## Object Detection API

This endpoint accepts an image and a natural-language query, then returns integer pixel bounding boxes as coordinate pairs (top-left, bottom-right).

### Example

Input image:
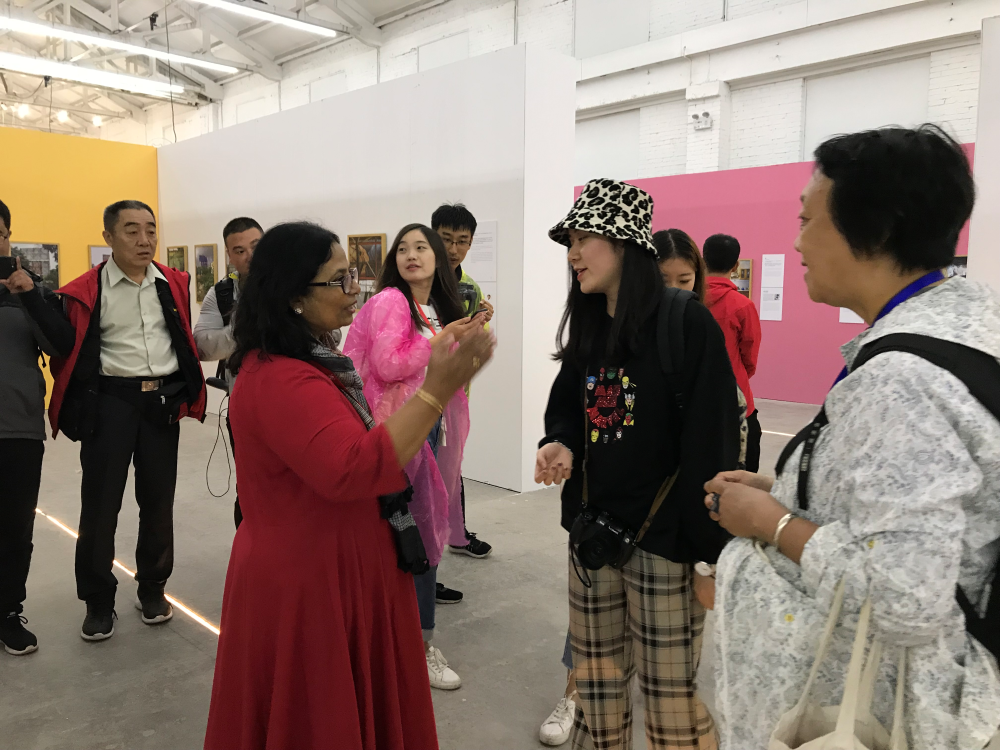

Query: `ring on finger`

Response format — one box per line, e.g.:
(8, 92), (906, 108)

(710, 493), (721, 514)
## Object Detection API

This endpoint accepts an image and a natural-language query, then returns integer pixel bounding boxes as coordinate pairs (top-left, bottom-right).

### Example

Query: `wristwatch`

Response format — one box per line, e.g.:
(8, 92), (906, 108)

(694, 562), (716, 578)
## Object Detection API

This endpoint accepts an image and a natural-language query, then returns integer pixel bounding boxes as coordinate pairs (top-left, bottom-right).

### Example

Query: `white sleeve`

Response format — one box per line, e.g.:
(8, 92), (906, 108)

(193, 286), (235, 361)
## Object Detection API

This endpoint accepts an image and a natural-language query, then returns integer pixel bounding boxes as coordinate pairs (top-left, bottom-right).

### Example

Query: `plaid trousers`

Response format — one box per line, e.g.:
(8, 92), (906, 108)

(568, 545), (718, 750)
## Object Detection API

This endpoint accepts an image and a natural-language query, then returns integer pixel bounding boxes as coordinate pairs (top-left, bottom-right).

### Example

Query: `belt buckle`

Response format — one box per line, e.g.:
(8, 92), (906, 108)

(141, 380), (159, 392)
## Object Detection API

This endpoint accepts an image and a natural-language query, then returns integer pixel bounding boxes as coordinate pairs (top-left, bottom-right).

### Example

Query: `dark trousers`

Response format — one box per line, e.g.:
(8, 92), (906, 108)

(77, 389), (179, 607)
(746, 410), (762, 474)
(0, 439), (44, 614)
(225, 415), (242, 529)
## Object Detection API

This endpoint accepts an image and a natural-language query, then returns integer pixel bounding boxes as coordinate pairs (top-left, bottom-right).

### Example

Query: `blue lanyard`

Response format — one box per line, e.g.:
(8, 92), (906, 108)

(832, 270), (945, 387)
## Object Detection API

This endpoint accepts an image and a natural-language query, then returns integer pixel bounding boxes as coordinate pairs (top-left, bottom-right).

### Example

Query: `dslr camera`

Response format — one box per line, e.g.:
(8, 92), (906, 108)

(569, 508), (639, 571)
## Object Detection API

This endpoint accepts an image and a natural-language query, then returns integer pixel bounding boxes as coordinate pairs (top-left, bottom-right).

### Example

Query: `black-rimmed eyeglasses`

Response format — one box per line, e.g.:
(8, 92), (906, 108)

(307, 267), (359, 294)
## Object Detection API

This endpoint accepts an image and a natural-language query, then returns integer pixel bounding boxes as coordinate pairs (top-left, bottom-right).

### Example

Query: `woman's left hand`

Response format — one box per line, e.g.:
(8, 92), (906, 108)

(703, 474), (788, 541)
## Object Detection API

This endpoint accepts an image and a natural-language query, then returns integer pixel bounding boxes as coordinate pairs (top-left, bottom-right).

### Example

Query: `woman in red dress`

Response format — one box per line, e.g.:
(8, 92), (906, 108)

(204, 222), (494, 750)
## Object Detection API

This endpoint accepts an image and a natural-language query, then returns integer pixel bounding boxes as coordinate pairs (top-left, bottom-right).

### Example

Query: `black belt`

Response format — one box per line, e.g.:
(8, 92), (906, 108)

(99, 373), (182, 393)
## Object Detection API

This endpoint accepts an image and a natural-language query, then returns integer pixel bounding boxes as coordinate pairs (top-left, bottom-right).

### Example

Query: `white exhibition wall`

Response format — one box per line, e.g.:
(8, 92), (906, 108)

(969, 15), (1000, 294)
(158, 44), (576, 493)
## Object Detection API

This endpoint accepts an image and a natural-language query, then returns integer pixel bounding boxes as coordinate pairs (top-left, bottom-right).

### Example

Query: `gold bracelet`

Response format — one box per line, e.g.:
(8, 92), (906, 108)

(414, 388), (444, 415)
(772, 512), (796, 549)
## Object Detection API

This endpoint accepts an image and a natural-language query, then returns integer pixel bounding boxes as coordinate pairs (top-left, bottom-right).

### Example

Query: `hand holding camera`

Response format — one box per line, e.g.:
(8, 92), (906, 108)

(0, 256), (35, 294)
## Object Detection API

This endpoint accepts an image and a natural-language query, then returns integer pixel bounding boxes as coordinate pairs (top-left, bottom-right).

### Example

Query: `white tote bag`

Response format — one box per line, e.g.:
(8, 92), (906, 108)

(768, 579), (908, 750)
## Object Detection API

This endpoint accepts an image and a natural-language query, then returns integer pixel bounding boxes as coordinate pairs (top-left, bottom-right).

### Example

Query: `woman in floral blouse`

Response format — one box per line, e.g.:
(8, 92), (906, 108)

(704, 125), (1000, 749)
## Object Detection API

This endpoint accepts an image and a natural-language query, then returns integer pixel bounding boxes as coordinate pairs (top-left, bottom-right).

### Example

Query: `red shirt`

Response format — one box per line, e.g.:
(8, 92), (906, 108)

(705, 276), (761, 415)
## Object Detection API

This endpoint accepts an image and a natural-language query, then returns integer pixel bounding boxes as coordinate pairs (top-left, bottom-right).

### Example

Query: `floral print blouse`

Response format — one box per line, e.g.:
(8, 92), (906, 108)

(713, 278), (1000, 750)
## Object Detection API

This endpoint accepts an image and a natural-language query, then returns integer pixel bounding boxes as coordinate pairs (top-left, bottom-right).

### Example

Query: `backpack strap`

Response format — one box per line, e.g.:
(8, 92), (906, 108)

(847, 332), (1000, 659)
(656, 286), (696, 413)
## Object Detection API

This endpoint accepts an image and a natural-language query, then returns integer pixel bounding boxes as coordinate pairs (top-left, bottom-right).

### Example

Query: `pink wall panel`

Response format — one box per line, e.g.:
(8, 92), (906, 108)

(575, 145), (973, 406)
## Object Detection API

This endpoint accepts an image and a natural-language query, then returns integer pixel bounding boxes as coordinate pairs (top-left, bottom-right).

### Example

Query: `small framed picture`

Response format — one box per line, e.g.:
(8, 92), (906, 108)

(89, 245), (111, 269)
(167, 246), (188, 273)
(731, 258), (753, 298)
(11, 242), (59, 291)
(348, 234), (387, 281)
(194, 244), (218, 303)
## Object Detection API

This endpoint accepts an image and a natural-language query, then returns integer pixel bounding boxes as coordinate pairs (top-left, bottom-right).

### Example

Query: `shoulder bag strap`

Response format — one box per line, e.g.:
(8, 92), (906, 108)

(634, 467), (681, 545)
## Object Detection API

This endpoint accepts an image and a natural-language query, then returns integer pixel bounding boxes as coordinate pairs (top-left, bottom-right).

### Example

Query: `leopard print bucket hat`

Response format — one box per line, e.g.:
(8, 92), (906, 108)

(548, 178), (656, 256)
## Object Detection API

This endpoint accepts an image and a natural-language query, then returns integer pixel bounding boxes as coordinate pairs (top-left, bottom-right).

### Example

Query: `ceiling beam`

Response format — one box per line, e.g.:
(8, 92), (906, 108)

(315, 0), (380, 47)
(176, 2), (281, 80)
(105, 91), (147, 122)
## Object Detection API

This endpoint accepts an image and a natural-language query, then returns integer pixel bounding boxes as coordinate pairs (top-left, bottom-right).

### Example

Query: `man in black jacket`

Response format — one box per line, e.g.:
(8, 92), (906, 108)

(0, 198), (76, 656)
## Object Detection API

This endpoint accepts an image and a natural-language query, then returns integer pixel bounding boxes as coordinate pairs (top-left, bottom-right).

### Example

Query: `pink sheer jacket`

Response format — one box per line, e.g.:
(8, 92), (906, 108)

(343, 287), (470, 565)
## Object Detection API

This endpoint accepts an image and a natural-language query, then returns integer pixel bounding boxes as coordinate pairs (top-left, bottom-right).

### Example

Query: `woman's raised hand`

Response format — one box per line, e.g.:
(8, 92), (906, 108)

(439, 317), (481, 343)
(534, 443), (573, 486)
(423, 327), (495, 402)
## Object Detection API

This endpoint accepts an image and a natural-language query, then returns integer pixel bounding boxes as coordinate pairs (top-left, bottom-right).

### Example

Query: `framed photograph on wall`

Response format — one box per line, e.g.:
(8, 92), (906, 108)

(946, 255), (968, 279)
(11, 242), (59, 291)
(167, 246), (188, 273)
(194, 244), (218, 303)
(731, 258), (753, 298)
(89, 245), (111, 268)
(348, 234), (387, 308)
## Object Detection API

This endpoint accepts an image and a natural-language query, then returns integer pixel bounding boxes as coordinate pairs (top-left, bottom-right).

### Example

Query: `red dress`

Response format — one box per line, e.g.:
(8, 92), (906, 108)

(204, 354), (439, 750)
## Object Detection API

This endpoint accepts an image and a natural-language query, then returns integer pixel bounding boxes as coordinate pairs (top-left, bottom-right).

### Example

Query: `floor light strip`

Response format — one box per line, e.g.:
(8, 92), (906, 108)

(34, 508), (221, 636)
(763, 430), (796, 437)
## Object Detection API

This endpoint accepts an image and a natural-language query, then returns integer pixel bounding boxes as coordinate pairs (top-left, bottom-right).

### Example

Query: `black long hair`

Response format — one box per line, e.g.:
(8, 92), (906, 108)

(377, 223), (465, 331)
(229, 222), (339, 374)
(555, 240), (663, 366)
(654, 228), (706, 303)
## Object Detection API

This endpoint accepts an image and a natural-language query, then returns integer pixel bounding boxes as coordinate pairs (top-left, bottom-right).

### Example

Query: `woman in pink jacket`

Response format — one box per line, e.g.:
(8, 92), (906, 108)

(345, 223), (486, 692)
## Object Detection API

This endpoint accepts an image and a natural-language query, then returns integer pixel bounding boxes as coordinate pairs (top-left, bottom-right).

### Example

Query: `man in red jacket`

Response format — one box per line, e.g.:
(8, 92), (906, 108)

(703, 234), (763, 472)
(50, 200), (206, 642)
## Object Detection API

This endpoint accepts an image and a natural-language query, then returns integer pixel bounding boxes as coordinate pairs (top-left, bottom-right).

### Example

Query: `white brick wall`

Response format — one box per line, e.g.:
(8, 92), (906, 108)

(516, 0), (573, 55)
(686, 85), (731, 173)
(730, 78), (804, 169)
(928, 44), (980, 143)
(726, 0), (799, 21)
(637, 99), (687, 177)
(649, 0), (723, 41)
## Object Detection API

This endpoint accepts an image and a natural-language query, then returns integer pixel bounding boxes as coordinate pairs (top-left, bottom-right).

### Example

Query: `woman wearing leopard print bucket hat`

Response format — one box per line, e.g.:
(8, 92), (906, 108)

(534, 179), (741, 750)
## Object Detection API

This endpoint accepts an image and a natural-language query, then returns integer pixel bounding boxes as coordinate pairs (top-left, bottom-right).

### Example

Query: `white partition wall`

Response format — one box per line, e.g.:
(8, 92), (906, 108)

(157, 45), (576, 492)
(969, 17), (1000, 294)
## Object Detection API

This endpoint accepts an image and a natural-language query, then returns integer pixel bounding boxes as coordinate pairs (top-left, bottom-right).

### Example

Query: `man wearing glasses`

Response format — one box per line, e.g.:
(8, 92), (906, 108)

(430, 203), (495, 606)
(0, 198), (75, 656)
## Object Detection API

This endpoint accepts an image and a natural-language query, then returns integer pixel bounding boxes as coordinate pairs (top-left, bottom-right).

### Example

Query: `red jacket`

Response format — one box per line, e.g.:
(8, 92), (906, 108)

(49, 261), (207, 437)
(705, 276), (761, 415)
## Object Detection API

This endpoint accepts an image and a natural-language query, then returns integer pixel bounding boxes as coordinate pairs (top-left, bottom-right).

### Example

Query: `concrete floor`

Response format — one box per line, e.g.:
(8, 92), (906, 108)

(2, 399), (817, 750)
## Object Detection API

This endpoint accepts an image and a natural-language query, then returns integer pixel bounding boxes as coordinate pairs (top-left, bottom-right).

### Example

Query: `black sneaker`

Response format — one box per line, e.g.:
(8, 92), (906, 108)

(135, 595), (173, 625)
(81, 603), (116, 641)
(449, 533), (493, 559)
(0, 612), (38, 655)
(435, 582), (464, 605)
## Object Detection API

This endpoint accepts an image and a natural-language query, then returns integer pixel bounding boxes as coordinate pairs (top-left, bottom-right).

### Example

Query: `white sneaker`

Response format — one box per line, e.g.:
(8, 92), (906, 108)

(539, 695), (576, 746)
(426, 646), (462, 690)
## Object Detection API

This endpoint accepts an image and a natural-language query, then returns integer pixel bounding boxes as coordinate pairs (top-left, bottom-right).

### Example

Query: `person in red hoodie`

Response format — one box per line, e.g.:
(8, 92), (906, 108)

(702, 233), (762, 471)
(50, 200), (206, 642)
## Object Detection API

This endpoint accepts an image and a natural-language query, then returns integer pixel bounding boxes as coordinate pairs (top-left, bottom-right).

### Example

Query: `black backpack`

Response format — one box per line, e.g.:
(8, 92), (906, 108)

(655, 286), (697, 412)
(777, 333), (1000, 659)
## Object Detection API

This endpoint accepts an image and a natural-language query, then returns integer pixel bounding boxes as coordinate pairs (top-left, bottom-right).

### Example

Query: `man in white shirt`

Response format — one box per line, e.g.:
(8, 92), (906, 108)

(50, 201), (206, 642)
(194, 217), (261, 529)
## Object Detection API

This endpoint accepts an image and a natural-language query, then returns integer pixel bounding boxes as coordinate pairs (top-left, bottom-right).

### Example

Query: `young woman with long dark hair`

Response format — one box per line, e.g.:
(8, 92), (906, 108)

(534, 179), (740, 750)
(344, 223), (487, 692)
(204, 222), (493, 749)
(654, 228), (707, 301)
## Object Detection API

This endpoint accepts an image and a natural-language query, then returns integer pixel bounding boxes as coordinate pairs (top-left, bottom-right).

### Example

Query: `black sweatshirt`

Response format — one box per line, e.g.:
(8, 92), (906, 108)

(0, 272), (76, 440)
(540, 301), (740, 564)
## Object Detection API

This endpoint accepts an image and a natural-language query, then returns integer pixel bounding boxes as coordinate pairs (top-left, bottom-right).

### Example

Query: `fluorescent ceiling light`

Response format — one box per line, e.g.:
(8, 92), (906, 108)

(188, 0), (339, 38)
(17, 103), (29, 117)
(92, 115), (102, 126)
(0, 51), (184, 97)
(0, 16), (239, 74)
(56, 109), (69, 122)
